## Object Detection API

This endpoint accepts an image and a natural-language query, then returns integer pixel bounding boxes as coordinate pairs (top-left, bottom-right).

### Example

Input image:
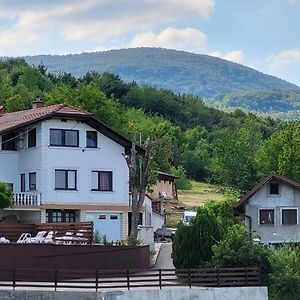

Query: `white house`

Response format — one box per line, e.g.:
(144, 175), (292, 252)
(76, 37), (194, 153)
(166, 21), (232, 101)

(0, 99), (153, 241)
(235, 172), (300, 246)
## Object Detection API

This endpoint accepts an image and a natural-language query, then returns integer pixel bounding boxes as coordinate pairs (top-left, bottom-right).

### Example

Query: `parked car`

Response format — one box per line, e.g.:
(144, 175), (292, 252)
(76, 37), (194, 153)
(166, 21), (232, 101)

(182, 211), (197, 225)
(154, 228), (174, 242)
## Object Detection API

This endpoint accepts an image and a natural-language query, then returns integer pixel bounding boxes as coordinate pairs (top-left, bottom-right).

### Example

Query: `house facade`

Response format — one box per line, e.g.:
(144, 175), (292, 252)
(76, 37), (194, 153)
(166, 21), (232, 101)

(0, 99), (152, 241)
(235, 172), (300, 245)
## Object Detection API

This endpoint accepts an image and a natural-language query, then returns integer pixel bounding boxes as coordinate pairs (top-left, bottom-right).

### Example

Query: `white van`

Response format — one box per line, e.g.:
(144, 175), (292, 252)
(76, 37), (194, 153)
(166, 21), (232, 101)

(182, 211), (197, 225)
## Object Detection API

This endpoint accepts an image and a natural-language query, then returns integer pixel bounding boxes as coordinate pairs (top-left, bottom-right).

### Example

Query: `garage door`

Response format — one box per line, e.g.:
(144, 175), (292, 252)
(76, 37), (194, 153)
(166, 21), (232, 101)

(92, 212), (121, 241)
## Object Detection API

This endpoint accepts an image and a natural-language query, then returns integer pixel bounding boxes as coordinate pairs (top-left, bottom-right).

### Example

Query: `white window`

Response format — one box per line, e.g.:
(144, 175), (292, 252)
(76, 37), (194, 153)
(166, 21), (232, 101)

(55, 170), (77, 190)
(91, 171), (113, 191)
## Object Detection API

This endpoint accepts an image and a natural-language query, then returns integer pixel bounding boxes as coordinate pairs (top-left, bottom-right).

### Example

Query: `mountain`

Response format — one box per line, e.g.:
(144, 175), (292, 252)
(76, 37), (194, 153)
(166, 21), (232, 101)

(24, 47), (298, 98)
(206, 89), (300, 119)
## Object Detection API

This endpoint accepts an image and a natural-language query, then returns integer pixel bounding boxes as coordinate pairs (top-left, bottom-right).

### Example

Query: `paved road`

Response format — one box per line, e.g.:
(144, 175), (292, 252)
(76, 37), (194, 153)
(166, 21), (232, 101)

(153, 242), (175, 269)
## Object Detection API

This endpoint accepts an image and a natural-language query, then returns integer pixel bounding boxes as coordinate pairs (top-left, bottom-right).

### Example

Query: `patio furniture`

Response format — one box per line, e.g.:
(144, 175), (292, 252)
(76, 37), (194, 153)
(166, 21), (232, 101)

(0, 237), (10, 243)
(55, 230), (88, 245)
(26, 231), (47, 243)
(41, 231), (56, 243)
(16, 233), (31, 243)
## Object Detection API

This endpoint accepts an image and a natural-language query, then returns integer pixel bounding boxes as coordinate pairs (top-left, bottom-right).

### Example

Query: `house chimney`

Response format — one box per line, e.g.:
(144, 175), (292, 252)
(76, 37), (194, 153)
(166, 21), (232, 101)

(32, 97), (44, 109)
(0, 106), (6, 116)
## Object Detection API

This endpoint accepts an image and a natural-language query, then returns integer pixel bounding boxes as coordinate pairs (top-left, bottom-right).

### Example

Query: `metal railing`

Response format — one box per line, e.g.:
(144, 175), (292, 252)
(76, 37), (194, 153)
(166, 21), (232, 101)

(13, 192), (42, 206)
(0, 267), (260, 291)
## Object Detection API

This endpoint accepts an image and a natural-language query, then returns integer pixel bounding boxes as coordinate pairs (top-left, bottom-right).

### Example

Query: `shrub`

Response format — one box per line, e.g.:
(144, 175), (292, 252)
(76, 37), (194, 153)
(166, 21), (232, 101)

(172, 206), (221, 268)
(211, 225), (271, 282)
(268, 244), (300, 300)
(0, 182), (13, 210)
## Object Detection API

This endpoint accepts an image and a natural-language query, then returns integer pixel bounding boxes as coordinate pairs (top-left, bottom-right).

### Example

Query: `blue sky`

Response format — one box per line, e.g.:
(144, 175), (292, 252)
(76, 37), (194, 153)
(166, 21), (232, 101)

(0, 0), (299, 85)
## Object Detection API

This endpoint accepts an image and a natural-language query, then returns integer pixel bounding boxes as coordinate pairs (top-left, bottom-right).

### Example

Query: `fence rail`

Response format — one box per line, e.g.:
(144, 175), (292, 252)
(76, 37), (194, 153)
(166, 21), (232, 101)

(0, 267), (260, 291)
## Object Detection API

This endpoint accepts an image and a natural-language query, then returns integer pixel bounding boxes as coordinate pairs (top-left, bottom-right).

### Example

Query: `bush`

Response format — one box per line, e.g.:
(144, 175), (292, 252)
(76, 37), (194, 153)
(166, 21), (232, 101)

(0, 182), (13, 209)
(170, 165), (192, 190)
(211, 225), (271, 282)
(172, 206), (221, 268)
(268, 244), (300, 300)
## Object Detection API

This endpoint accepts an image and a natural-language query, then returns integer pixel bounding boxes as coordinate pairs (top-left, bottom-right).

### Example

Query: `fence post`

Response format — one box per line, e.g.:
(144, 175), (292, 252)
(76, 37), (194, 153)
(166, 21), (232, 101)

(54, 270), (58, 291)
(12, 269), (16, 290)
(95, 270), (99, 292)
(217, 268), (220, 287)
(159, 269), (162, 289)
(245, 267), (248, 286)
(188, 268), (191, 289)
(126, 270), (130, 290)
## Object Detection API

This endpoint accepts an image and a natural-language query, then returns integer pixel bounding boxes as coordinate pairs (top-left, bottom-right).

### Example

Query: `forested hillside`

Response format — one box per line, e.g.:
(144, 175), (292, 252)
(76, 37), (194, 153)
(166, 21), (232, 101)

(207, 89), (300, 119)
(1, 58), (300, 194)
(24, 48), (297, 97)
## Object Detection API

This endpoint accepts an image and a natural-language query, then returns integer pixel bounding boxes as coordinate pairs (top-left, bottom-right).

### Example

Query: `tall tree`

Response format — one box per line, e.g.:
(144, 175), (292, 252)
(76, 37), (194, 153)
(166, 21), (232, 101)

(124, 137), (155, 240)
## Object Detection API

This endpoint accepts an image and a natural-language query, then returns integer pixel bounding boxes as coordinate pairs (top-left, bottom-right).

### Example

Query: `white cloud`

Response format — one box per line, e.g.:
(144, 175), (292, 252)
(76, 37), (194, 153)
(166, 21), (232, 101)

(267, 48), (300, 71)
(129, 28), (207, 53)
(0, 0), (214, 55)
(209, 50), (244, 63)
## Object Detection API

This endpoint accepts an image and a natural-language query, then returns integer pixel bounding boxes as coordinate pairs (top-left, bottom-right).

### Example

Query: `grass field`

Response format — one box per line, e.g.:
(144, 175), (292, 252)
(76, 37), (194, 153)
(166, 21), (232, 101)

(178, 181), (225, 208)
(165, 181), (225, 227)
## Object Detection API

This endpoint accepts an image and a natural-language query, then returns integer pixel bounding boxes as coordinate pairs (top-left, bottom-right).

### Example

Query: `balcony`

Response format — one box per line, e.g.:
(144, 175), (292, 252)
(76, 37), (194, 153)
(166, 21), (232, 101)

(13, 192), (42, 206)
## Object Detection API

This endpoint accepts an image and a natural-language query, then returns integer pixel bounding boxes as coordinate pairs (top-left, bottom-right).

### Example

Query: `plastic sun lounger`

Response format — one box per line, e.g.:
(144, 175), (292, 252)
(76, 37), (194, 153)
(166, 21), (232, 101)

(16, 232), (31, 243)
(25, 231), (47, 243)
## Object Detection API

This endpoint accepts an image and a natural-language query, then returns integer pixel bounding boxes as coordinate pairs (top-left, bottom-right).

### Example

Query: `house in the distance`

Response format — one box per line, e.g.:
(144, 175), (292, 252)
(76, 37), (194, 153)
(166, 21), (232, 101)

(0, 98), (153, 241)
(235, 172), (300, 246)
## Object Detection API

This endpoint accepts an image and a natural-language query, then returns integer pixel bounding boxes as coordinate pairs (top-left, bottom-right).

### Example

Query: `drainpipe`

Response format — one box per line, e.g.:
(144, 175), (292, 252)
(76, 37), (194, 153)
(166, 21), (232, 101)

(245, 215), (252, 238)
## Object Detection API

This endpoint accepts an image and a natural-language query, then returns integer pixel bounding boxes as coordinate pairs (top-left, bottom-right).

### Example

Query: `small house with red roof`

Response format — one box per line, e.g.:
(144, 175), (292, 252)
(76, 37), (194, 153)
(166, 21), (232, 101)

(235, 172), (300, 246)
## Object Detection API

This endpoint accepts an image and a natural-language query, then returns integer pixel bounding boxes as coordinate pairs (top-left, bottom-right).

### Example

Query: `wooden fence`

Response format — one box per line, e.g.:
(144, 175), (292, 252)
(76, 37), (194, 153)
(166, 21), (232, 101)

(0, 267), (260, 291)
(0, 222), (93, 244)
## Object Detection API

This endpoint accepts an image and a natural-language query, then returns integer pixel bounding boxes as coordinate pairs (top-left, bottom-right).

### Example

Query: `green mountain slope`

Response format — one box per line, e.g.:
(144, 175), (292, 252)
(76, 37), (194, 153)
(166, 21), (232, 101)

(206, 89), (300, 119)
(24, 47), (298, 98)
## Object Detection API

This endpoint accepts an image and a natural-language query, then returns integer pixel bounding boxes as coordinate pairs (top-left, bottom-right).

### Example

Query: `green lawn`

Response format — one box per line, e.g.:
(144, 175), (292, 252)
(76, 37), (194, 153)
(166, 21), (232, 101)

(178, 181), (225, 208)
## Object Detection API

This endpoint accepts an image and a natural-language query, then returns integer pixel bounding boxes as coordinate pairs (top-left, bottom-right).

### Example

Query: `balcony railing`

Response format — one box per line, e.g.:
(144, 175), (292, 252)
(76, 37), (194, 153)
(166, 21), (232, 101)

(13, 192), (42, 206)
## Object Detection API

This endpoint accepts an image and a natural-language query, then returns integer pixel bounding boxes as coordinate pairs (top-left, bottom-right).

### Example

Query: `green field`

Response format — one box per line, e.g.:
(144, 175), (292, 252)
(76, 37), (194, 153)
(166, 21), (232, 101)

(165, 181), (225, 227)
(178, 181), (225, 208)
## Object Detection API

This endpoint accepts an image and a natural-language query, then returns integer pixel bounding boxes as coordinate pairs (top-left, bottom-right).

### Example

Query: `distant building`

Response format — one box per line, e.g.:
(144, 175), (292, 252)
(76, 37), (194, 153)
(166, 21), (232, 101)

(235, 172), (300, 246)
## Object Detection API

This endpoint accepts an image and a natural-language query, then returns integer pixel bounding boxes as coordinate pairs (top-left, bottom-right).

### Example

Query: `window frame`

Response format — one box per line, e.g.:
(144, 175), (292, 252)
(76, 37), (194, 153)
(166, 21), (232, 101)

(28, 128), (37, 148)
(29, 172), (37, 191)
(2, 132), (17, 151)
(281, 207), (298, 225)
(86, 131), (98, 148)
(259, 208), (275, 225)
(46, 209), (76, 223)
(50, 129), (79, 147)
(21, 174), (26, 192)
(91, 170), (113, 192)
(55, 169), (77, 190)
(268, 182), (280, 196)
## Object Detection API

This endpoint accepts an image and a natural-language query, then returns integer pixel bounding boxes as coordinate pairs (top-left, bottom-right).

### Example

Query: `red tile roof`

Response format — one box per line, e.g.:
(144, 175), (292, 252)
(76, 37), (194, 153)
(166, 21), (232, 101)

(0, 103), (143, 154)
(0, 104), (91, 134)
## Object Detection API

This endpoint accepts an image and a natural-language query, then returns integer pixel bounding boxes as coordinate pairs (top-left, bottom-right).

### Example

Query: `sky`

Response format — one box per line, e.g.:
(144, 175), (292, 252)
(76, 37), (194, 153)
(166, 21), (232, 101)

(0, 0), (299, 85)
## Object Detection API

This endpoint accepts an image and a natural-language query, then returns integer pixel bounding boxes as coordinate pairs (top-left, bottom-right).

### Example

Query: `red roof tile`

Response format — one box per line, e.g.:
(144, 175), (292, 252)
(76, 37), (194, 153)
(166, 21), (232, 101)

(0, 104), (91, 134)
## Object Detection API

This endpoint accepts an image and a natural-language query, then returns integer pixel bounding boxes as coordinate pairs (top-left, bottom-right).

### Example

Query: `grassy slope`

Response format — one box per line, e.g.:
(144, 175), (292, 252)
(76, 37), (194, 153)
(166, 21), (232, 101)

(178, 181), (224, 207)
(165, 181), (225, 227)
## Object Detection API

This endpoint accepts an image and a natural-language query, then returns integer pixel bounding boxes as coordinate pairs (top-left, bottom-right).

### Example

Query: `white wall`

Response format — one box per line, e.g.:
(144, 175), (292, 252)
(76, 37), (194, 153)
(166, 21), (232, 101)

(0, 124), (41, 192)
(39, 119), (129, 205)
(245, 182), (300, 243)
